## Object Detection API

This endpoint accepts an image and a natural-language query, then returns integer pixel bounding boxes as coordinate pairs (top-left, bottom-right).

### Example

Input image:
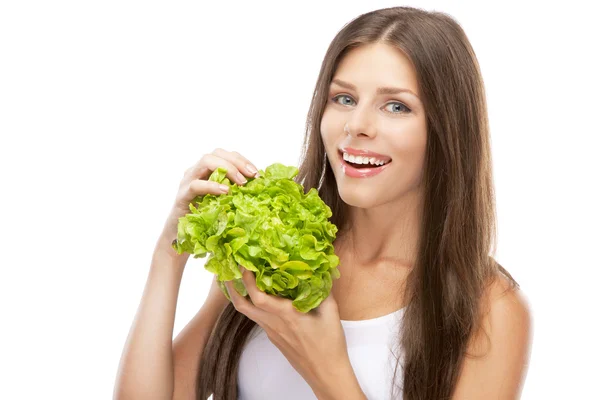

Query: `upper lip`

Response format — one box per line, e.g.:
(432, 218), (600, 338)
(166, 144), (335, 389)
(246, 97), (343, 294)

(339, 147), (392, 162)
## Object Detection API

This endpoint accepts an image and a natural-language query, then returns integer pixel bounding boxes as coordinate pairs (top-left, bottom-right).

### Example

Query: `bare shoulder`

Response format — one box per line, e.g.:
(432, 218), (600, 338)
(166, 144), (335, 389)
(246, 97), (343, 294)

(490, 273), (528, 304)
(486, 274), (533, 358)
(452, 274), (533, 399)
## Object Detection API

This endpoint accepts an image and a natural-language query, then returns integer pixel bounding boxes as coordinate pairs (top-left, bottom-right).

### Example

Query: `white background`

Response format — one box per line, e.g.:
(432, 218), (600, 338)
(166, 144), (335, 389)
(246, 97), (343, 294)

(1, 1), (598, 399)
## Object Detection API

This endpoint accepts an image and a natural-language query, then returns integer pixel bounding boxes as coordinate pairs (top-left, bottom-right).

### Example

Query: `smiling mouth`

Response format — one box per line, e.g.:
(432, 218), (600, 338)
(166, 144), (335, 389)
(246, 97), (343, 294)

(338, 150), (392, 169)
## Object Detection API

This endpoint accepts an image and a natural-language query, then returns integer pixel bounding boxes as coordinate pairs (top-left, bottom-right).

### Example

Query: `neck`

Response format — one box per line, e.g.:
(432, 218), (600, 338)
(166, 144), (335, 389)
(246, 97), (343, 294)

(336, 186), (423, 270)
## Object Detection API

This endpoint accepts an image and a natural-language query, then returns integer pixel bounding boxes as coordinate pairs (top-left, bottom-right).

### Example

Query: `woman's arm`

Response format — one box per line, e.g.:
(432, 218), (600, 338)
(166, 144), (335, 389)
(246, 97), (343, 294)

(113, 233), (188, 400)
(172, 279), (228, 400)
(452, 283), (533, 399)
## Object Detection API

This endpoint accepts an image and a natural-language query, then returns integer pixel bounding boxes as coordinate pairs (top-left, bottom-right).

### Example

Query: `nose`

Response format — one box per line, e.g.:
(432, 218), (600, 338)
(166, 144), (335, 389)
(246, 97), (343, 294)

(344, 106), (376, 138)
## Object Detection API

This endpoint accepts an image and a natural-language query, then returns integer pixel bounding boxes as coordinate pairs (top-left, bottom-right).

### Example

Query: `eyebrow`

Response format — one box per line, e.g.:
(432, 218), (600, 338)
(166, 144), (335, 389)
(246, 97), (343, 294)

(330, 78), (420, 100)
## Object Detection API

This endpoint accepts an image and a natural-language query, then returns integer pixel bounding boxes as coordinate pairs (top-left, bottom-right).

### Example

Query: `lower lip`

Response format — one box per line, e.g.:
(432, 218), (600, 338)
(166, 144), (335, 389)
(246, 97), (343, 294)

(339, 157), (392, 178)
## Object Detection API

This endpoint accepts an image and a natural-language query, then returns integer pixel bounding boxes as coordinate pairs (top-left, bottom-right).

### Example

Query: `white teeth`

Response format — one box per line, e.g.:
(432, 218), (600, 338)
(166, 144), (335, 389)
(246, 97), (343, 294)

(342, 152), (389, 166)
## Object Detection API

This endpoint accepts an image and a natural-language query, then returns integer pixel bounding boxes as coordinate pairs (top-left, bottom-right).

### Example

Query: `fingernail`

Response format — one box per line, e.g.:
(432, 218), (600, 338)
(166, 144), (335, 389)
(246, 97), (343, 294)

(219, 184), (229, 193)
(246, 164), (257, 174)
(237, 172), (247, 183)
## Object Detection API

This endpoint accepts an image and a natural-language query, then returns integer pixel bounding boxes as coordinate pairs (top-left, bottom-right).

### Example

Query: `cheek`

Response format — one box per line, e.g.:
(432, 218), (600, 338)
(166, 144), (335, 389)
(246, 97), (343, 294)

(387, 115), (427, 157)
(393, 131), (426, 156)
(319, 110), (340, 149)
(393, 131), (427, 186)
(320, 109), (333, 139)
(383, 119), (426, 179)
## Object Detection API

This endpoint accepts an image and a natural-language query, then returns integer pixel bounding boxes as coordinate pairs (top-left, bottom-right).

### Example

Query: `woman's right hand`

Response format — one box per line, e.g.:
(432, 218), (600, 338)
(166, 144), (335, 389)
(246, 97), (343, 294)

(158, 148), (259, 253)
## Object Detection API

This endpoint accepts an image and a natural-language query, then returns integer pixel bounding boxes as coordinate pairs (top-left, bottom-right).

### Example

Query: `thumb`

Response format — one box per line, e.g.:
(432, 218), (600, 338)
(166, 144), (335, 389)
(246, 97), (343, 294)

(319, 293), (339, 315)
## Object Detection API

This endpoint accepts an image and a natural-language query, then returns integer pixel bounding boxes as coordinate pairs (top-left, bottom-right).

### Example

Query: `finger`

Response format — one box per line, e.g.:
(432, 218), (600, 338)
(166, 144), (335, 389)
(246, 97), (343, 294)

(224, 279), (272, 327)
(317, 293), (339, 316)
(188, 178), (230, 197)
(239, 266), (294, 315)
(212, 148), (260, 179)
(188, 153), (248, 185)
(173, 177), (230, 213)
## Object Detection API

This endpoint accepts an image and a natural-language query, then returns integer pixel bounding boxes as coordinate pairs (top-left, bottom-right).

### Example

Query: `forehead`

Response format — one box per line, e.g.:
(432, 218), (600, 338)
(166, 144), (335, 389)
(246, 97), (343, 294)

(331, 43), (420, 97)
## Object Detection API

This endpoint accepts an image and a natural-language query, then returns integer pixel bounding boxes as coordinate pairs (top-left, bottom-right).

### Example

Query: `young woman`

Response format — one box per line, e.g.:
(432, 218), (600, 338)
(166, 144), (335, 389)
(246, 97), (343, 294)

(114, 6), (532, 400)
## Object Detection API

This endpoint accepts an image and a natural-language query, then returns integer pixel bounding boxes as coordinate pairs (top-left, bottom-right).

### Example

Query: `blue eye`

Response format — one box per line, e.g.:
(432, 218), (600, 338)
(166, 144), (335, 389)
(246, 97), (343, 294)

(332, 94), (356, 106)
(330, 94), (410, 114)
(383, 102), (410, 114)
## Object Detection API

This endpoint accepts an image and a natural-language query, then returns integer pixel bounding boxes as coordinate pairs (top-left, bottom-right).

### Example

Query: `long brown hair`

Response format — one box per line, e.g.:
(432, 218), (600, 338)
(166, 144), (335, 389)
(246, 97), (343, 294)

(196, 6), (519, 400)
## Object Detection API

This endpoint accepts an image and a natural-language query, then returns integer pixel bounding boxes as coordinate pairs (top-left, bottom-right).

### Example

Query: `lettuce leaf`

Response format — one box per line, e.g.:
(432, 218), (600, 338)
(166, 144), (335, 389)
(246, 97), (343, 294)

(172, 162), (340, 313)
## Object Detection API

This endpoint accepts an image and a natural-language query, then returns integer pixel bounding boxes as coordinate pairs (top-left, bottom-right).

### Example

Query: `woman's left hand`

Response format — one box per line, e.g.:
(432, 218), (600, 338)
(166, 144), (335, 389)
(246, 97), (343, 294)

(224, 265), (356, 396)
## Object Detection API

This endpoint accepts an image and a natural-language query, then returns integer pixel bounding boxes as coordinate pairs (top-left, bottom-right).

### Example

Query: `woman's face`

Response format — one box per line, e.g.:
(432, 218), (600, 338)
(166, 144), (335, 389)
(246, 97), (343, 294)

(320, 43), (427, 209)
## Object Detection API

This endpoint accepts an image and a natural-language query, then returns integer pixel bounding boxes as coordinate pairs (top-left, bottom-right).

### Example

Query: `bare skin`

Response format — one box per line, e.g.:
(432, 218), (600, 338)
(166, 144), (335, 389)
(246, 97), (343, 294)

(321, 43), (532, 398)
(320, 43), (427, 319)
(113, 148), (260, 400)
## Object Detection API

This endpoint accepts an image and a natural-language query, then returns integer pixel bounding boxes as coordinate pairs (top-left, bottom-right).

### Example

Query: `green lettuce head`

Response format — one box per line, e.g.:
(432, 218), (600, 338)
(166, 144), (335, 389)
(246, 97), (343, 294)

(171, 162), (341, 313)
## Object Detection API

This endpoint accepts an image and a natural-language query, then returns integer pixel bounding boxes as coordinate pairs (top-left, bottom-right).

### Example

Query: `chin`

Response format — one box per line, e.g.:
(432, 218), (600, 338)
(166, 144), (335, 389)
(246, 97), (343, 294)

(337, 187), (384, 209)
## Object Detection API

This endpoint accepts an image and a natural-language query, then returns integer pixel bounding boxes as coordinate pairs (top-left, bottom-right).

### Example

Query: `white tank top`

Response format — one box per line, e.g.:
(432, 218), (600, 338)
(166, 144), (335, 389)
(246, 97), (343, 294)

(237, 306), (407, 400)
